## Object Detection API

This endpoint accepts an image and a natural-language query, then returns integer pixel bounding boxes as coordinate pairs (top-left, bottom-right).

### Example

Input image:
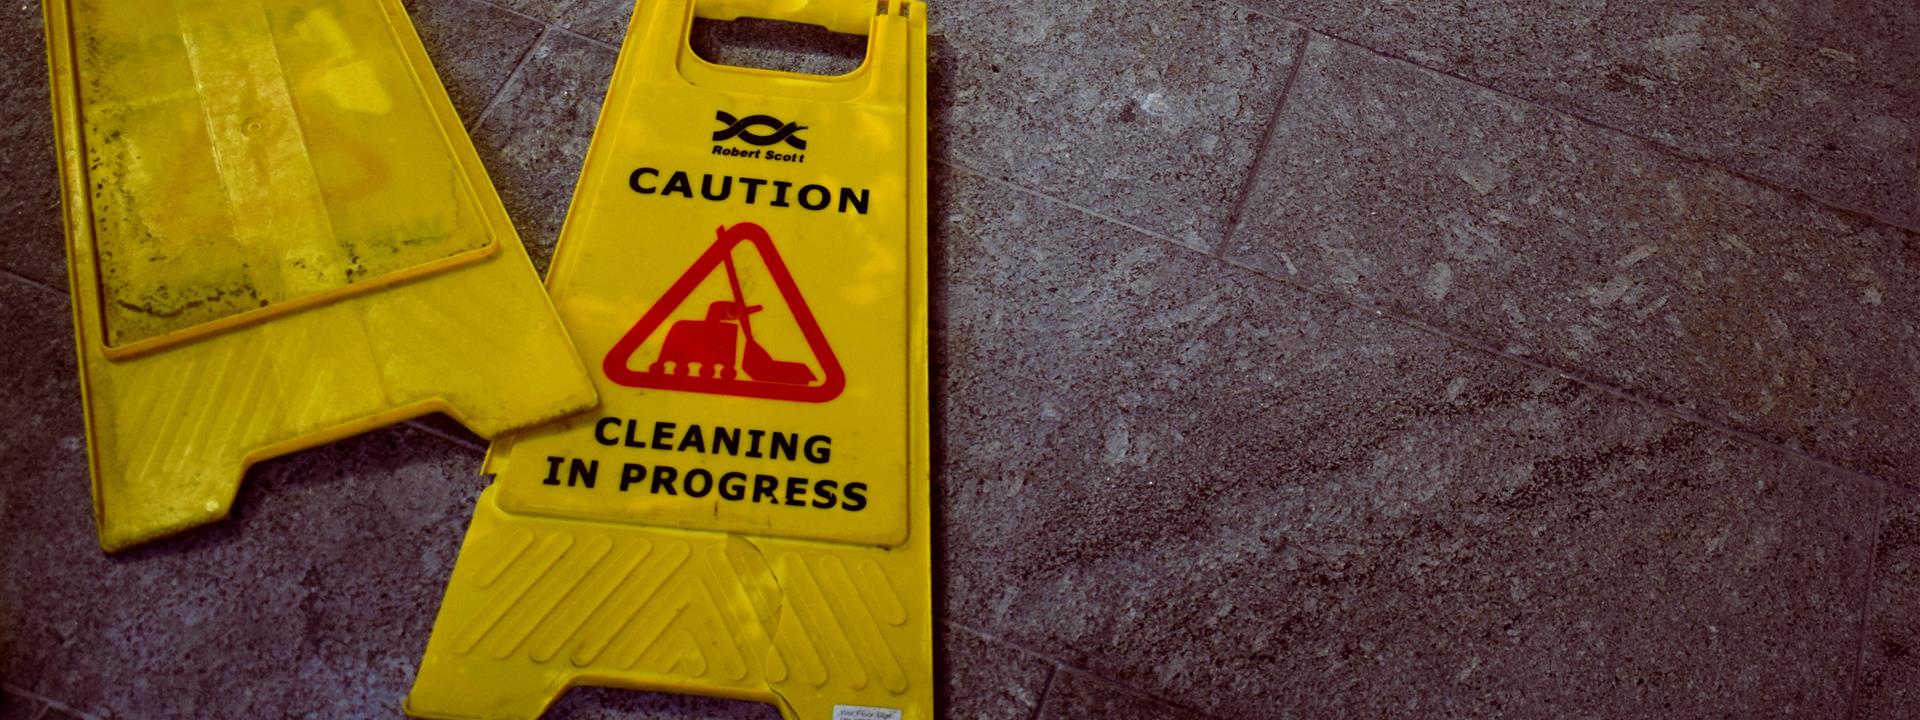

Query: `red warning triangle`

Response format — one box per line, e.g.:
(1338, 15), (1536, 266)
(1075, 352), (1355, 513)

(602, 222), (844, 403)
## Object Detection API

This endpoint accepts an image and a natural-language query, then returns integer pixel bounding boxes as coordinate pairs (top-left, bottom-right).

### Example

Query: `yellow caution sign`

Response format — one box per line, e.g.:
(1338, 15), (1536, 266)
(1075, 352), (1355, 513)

(407, 0), (930, 716)
(42, 0), (598, 551)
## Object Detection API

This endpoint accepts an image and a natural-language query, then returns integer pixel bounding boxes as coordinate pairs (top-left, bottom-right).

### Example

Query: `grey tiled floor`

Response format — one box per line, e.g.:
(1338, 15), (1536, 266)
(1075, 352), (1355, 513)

(2, 0), (1917, 717)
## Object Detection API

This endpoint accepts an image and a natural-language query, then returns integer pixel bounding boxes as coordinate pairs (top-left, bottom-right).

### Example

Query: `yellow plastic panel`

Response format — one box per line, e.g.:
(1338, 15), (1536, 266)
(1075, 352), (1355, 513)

(408, 0), (931, 717)
(43, 0), (599, 551)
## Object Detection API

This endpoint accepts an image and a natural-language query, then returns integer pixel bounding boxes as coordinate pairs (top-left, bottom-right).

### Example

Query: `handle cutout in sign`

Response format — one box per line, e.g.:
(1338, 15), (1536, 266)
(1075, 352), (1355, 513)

(690, 16), (868, 77)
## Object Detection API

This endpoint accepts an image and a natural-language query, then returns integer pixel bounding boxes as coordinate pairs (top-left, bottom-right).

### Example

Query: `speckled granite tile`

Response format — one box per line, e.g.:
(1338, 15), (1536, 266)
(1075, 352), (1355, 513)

(934, 0), (1303, 250)
(543, 688), (781, 719)
(469, 31), (618, 274)
(1858, 492), (1920, 719)
(943, 627), (1054, 720)
(1240, 0), (1920, 228)
(0, 687), (45, 720)
(1035, 669), (1207, 720)
(404, 0), (547, 123)
(555, 0), (635, 47)
(1227, 34), (1920, 488)
(476, 0), (577, 24)
(0, 273), (489, 718)
(0, 4), (65, 291)
(937, 170), (1879, 718)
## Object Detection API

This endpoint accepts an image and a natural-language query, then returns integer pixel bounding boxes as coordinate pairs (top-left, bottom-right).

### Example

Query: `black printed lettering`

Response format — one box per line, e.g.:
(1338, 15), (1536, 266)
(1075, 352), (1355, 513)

(770, 432), (799, 462)
(720, 472), (748, 501)
(804, 435), (830, 464)
(651, 465), (678, 495)
(594, 417), (620, 446)
(842, 482), (868, 511)
(700, 174), (731, 201)
(627, 168), (871, 214)
(661, 171), (694, 198)
(684, 468), (714, 497)
(797, 184), (829, 210)
(677, 424), (706, 453)
(620, 463), (646, 491)
(812, 479), (839, 508)
(628, 167), (659, 194)
(739, 177), (766, 204)
(839, 187), (869, 214)
(752, 474), (778, 503)
(567, 458), (598, 489)
(714, 426), (741, 456)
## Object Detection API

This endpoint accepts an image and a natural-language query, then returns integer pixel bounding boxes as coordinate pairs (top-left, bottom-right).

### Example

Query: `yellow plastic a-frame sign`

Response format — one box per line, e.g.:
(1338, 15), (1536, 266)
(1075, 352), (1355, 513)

(42, 0), (598, 551)
(407, 0), (931, 717)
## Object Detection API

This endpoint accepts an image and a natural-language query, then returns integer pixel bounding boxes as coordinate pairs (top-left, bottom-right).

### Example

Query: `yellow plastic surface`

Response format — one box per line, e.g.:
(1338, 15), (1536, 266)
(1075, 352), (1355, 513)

(43, 0), (599, 551)
(407, 0), (931, 717)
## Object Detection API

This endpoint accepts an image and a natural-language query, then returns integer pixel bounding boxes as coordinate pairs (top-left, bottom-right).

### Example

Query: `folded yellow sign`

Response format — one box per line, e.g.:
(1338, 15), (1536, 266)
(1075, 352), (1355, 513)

(407, 0), (933, 716)
(42, 0), (597, 551)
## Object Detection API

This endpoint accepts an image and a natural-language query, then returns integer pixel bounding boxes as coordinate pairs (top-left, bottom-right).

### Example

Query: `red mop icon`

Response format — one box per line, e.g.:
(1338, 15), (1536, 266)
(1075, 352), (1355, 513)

(602, 222), (844, 403)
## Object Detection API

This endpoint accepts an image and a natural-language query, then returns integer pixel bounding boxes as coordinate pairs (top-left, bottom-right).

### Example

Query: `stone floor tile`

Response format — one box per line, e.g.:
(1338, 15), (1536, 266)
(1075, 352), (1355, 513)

(1239, 0), (1920, 228)
(543, 688), (780, 719)
(556, 0), (636, 47)
(469, 31), (619, 274)
(942, 626), (1054, 720)
(1035, 669), (1207, 720)
(0, 687), (45, 720)
(1227, 34), (1920, 488)
(476, 0), (578, 24)
(0, 273), (490, 718)
(405, 0), (548, 123)
(0, 4), (66, 290)
(937, 170), (1879, 718)
(933, 0), (1303, 250)
(1857, 491), (1920, 719)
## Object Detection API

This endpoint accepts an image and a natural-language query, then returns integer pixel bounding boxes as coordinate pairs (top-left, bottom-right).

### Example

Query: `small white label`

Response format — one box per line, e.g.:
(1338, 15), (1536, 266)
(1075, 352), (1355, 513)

(832, 705), (902, 720)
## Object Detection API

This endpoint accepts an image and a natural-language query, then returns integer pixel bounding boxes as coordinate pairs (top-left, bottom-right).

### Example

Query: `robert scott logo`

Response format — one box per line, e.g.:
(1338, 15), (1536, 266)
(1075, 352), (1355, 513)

(711, 111), (807, 164)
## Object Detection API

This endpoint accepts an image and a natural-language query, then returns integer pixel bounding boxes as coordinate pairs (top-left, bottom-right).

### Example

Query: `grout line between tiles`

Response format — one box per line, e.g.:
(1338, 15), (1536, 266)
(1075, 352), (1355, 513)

(942, 620), (1224, 719)
(1, 266), (65, 298)
(1, 683), (102, 720)
(948, 162), (1918, 503)
(2, 687), (46, 720)
(552, 23), (621, 51)
(475, 26), (553, 133)
(944, 158), (1194, 255)
(470, 25), (550, 129)
(460, 0), (558, 25)
(1844, 486), (1890, 720)
(1025, 663), (1058, 720)
(1217, 0), (1920, 238)
(460, 0), (622, 50)
(1219, 27), (1311, 257)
